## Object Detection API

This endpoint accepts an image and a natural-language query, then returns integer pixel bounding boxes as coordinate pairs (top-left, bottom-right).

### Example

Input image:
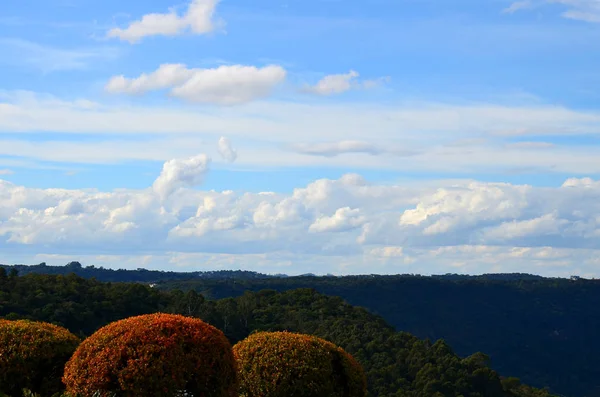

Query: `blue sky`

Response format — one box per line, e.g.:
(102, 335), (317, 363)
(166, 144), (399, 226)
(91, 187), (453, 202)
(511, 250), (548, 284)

(1, 0), (600, 276)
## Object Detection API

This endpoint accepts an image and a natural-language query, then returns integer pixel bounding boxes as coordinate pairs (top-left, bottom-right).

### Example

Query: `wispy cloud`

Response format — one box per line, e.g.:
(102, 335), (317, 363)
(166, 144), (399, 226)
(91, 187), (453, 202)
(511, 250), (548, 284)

(503, 0), (600, 22)
(302, 70), (389, 96)
(2, 91), (600, 173)
(0, 38), (120, 72)
(0, 169), (14, 175)
(502, 1), (535, 14)
(286, 141), (417, 157)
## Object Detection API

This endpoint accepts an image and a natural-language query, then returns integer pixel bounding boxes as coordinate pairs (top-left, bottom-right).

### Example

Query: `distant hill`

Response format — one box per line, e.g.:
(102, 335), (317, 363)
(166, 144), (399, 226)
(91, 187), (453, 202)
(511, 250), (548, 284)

(0, 261), (552, 283)
(157, 274), (599, 397)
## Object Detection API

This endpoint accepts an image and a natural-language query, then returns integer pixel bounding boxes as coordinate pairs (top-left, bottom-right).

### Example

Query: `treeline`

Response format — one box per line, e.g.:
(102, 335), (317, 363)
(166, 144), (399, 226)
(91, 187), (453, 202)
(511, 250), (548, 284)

(0, 262), (278, 283)
(0, 262), (557, 284)
(0, 271), (556, 397)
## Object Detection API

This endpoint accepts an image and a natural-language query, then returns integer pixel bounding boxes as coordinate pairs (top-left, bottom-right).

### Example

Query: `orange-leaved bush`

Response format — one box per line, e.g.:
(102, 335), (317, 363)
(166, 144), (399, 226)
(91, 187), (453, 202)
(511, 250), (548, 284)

(63, 313), (237, 397)
(233, 331), (367, 397)
(0, 319), (81, 396)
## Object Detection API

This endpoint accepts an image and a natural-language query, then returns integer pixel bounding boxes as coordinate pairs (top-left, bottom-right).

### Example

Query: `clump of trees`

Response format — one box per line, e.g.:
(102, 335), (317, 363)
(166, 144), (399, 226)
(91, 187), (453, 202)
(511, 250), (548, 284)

(233, 331), (366, 397)
(62, 313), (238, 396)
(0, 320), (80, 396)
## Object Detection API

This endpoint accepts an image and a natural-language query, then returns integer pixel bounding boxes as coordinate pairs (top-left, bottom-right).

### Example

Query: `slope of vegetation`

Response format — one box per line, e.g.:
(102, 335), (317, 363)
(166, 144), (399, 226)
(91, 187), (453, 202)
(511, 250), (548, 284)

(0, 271), (557, 397)
(157, 274), (600, 397)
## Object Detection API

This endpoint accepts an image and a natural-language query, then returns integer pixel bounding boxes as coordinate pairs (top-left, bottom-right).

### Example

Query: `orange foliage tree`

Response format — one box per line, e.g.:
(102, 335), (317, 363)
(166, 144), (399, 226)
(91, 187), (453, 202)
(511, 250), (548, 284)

(233, 331), (367, 397)
(63, 313), (237, 397)
(0, 319), (80, 396)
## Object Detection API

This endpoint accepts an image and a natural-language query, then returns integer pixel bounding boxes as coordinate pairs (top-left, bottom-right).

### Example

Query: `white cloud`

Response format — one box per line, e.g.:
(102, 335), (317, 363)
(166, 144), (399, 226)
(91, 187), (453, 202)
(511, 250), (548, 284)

(502, 1), (534, 13)
(0, 169), (13, 175)
(152, 154), (211, 200)
(286, 140), (418, 157)
(107, 0), (222, 43)
(106, 64), (194, 94)
(106, 64), (287, 105)
(2, 159), (600, 275)
(217, 137), (237, 163)
(309, 207), (366, 233)
(288, 141), (382, 157)
(4, 91), (600, 174)
(303, 70), (388, 96)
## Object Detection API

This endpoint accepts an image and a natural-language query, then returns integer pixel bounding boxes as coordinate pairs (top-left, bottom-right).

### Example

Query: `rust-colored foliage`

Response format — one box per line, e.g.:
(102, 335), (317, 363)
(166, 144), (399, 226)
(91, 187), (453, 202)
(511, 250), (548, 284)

(63, 313), (237, 397)
(233, 331), (367, 397)
(0, 319), (81, 396)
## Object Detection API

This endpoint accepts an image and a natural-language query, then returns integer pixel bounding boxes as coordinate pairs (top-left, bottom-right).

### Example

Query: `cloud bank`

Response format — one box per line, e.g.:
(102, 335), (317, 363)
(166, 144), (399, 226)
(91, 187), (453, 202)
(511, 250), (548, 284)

(2, 152), (600, 275)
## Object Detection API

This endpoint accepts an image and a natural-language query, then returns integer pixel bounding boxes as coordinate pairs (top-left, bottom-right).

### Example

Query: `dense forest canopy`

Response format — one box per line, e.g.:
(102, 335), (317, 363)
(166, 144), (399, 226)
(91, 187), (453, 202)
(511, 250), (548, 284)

(5, 263), (589, 396)
(158, 274), (599, 397)
(0, 269), (560, 397)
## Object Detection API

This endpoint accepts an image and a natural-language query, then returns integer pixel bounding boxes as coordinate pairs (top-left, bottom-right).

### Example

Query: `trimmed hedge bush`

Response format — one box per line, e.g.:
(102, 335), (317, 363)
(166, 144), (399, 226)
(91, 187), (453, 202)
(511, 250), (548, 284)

(63, 313), (237, 397)
(233, 331), (367, 397)
(0, 319), (80, 396)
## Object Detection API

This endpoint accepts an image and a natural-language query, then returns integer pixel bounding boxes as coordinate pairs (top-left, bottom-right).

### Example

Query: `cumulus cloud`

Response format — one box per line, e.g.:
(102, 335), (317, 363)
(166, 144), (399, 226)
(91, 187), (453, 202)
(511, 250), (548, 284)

(309, 207), (366, 233)
(152, 153), (211, 200)
(105, 64), (194, 94)
(106, 64), (287, 105)
(303, 70), (388, 96)
(217, 136), (237, 162)
(107, 0), (222, 43)
(3, 162), (600, 275)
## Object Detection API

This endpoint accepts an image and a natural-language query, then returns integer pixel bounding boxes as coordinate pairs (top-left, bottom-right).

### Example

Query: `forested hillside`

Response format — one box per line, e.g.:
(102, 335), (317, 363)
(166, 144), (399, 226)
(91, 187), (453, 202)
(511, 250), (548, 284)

(0, 271), (556, 397)
(157, 275), (600, 397)
(0, 263), (596, 396)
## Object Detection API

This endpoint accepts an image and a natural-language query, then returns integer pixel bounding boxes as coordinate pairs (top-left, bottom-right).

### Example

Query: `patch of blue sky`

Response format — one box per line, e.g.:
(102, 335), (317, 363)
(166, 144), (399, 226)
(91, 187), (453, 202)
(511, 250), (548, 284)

(1, 0), (598, 110)
(2, 157), (590, 193)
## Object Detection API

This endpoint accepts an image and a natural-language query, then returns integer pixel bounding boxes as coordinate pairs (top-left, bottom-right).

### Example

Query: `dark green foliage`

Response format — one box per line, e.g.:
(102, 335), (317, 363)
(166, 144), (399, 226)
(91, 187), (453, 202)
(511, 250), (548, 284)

(0, 273), (172, 336)
(159, 274), (600, 397)
(204, 288), (556, 397)
(0, 273), (560, 397)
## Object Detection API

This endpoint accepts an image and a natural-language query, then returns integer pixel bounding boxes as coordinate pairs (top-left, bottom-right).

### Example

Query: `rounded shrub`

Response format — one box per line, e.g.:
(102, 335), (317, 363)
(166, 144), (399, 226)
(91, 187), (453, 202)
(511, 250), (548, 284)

(0, 319), (81, 396)
(63, 313), (237, 397)
(233, 331), (367, 397)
